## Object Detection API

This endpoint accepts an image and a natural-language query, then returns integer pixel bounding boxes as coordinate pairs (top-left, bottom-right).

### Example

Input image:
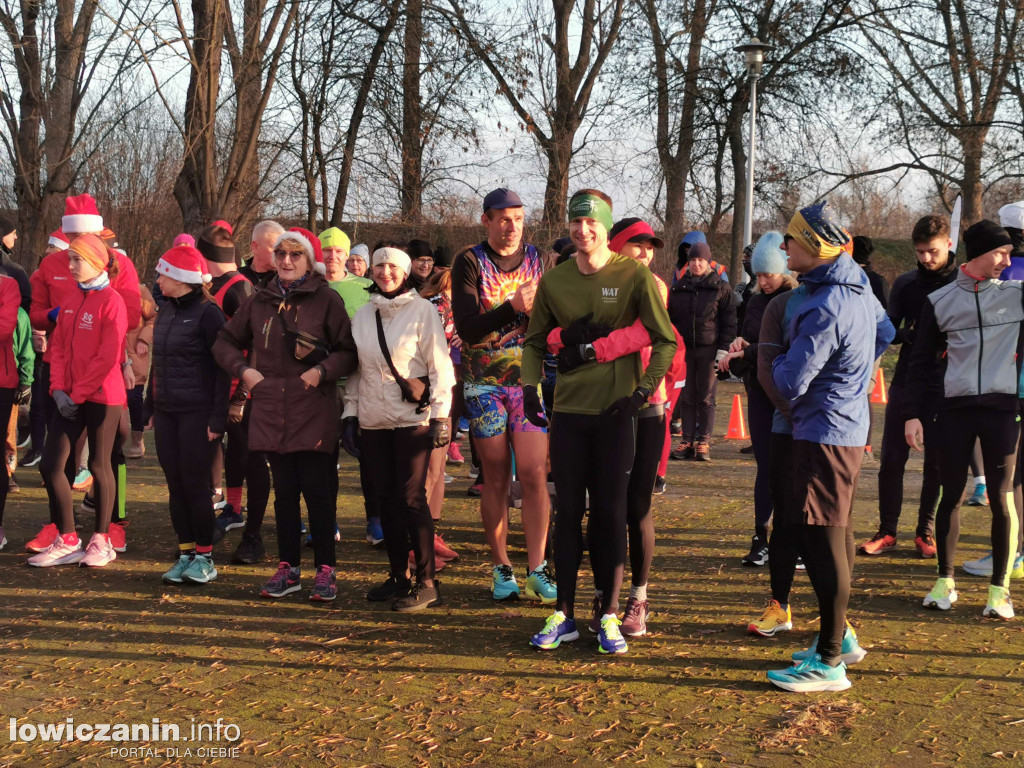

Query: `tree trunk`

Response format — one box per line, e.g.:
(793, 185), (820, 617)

(542, 135), (573, 227)
(401, 0), (424, 221)
(960, 130), (986, 225)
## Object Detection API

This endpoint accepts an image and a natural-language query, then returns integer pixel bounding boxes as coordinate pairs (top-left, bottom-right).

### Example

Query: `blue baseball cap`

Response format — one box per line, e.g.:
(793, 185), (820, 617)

(483, 188), (524, 212)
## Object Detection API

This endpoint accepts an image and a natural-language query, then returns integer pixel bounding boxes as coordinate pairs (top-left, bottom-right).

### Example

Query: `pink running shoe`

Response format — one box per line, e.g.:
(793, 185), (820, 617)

(28, 534), (84, 567)
(80, 533), (117, 567)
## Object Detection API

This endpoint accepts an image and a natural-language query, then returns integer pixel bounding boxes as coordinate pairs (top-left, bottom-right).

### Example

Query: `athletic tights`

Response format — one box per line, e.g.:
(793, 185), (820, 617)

(154, 409), (218, 548)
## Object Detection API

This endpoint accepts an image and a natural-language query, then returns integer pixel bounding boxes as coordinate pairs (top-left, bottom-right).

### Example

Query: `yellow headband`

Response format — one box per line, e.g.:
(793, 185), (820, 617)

(786, 211), (844, 261)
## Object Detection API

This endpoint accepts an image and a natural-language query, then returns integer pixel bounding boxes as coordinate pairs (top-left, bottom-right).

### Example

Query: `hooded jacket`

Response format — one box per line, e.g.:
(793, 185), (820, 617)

(0, 277), (21, 389)
(343, 289), (455, 430)
(213, 272), (357, 454)
(668, 268), (736, 350)
(886, 255), (958, 387)
(771, 255), (895, 446)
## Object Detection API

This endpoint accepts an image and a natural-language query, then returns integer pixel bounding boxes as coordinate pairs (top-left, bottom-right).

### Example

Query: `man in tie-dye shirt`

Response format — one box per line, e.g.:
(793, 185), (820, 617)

(451, 188), (555, 605)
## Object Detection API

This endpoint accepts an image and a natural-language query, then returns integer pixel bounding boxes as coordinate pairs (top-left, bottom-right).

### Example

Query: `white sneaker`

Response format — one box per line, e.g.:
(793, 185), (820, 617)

(963, 552), (993, 577)
(983, 586), (1014, 620)
(923, 578), (958, 610)
(28, 535), (85, 567)
(80, 533), (117, 567)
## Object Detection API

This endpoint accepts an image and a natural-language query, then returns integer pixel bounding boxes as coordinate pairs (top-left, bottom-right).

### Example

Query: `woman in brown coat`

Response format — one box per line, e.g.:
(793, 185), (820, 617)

(214, 227), (357, 602)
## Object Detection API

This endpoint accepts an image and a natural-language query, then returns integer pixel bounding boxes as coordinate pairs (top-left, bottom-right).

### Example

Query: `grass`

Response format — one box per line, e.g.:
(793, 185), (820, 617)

(1, 381), (1022, 767)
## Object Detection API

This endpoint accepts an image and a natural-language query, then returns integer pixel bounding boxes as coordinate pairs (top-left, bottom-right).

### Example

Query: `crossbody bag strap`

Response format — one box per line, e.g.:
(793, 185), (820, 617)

(375, 309), (407, 386)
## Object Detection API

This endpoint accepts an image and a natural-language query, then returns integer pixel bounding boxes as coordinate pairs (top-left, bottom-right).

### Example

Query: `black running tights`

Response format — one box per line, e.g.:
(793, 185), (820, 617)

(625, 412), (663, 587)
(154, 409), (217, 548)
(801, 525), (855, 666)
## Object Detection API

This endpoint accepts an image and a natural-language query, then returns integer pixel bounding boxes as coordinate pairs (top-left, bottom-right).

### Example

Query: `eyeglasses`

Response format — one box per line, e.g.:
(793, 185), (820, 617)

(414, 257), (434, 265)
(273, 249), (306, 261)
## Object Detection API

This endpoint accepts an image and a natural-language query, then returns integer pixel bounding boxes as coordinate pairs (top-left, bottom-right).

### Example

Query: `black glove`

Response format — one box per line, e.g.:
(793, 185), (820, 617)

(340, 416), (361, 458)
(429, 419), (451, 449)
(557, 343), (597, 373)
(601, 388), (651, 419)
(53, 390), (78, 420)
(522, 385), (548, 428)
(14, 384), (30, 406)
(560, 312), (613, 346)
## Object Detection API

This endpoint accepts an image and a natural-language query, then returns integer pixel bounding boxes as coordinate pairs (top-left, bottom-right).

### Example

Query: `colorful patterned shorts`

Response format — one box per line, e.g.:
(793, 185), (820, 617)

(463, 383), (547, 439)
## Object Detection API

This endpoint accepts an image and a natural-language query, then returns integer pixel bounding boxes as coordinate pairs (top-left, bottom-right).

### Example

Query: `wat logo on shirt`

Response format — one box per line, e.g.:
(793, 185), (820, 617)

(602, 287), (619, 303)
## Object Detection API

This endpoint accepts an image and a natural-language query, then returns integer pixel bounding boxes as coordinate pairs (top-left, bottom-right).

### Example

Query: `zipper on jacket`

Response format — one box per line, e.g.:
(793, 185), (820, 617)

(974, 284), (983, 395)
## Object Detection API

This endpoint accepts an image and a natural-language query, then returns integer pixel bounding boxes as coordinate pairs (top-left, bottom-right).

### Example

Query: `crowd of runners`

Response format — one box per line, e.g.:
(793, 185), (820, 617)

(0, 188), (1022, 693)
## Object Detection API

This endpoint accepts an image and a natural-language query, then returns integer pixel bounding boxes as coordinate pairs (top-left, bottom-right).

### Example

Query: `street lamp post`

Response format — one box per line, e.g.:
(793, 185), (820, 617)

(733, 37), (774, 251)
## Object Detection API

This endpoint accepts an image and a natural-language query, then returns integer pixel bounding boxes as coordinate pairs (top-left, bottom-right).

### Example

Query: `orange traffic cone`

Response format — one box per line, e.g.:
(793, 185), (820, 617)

(725, 394), (749, 440)
(870, 368), (888, 404)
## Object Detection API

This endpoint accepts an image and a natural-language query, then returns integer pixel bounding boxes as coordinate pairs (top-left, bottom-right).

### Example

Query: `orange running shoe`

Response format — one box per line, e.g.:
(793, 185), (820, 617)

(107, 521), (127, 553)
(26, 522), (59, 553)
(915, 534), (936, 558)
(858, 532), (897, 555)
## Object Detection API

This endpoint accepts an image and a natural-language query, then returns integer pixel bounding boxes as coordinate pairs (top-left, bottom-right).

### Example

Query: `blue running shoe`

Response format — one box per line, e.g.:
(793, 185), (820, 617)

(457, 417), (470, 434)
(525, 561), (557, 604)
(792, 622), (867, 665)
(366, 517), (384, 546)
(492, 564), (520, 601)
(212, 505), (244, 543)
(598, 614), (628, 655)
(530, 611), (579, 650)
(767, 654), (851, 692)
(967, 482), (988, 506)
(305, 525), (341, 547)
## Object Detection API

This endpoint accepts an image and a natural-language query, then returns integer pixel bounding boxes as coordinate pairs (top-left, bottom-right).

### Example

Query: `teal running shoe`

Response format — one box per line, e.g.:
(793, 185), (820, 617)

(530, 611), (579, 650)
(182, 554), (217, 584)
(792, 622), (866, 665)
(492, 564), (520, 601)
(768, 654), (851, 692)
(1013, 554), (1024, 580)
(598, 614), (628, 655)
(525, 561), (557, 604)
(162, 554), (193, 584)
(967, 482), (988, 506)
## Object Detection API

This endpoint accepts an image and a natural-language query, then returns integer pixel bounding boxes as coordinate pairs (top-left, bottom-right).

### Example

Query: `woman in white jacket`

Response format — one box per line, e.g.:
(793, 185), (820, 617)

(342, 245), (455, 612)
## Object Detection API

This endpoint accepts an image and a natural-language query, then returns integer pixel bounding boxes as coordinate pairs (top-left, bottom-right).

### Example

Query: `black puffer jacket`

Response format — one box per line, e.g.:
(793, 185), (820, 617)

(729, 284), (793, 389)
(149, 287), (231, 434)
(887, 256), (958, 387)
(668, 269), (736, 350)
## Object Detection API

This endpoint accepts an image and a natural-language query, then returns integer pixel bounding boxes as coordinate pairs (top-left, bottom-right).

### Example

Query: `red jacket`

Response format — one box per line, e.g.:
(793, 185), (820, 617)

(49, 284), (128, 406)
(0, 277), (20, 389)
(30, 248), (142, 363)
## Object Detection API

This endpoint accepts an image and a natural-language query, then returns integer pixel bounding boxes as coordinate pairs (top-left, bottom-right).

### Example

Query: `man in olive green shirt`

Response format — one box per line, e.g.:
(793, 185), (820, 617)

(522, 188), (675, 655)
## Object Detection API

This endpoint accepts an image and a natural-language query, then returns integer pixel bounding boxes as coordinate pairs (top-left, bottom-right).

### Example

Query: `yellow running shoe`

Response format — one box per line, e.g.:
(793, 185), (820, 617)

(748, 599), (793, 637)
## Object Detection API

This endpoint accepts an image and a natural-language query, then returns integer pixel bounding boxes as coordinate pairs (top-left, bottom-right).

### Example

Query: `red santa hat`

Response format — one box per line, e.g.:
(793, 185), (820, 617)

(276, 227), (325, 274)
(48, 230), (70, 250)
(62, 194), (104, 234)
(156, 245), (212, 285)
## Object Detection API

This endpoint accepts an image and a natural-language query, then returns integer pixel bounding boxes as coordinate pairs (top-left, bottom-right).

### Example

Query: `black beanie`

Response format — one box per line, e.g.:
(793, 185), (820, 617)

(407, 239), (433, 260)
(852, 235), (874, 265)
(0, 214), (14, 239)
(964, 219), (1013, 261)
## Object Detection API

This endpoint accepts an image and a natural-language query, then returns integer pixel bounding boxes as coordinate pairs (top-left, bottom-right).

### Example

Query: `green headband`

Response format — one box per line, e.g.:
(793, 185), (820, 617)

(568, 194), (613, 233)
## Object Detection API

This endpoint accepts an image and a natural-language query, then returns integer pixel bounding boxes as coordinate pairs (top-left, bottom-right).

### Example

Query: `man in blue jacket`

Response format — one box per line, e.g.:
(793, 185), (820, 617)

(766, 201), (895, 692)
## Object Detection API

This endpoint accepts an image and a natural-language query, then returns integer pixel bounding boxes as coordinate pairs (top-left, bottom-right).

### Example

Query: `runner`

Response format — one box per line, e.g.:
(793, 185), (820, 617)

(0, 276), (24, 551)
(347, 244), (370, 277)
(907, 219), (1021, 620)
(451, 188), (554, 603)
(239, 220), (284, 286)
(522, 189), (675, 655)
(765, 201), (893, 692)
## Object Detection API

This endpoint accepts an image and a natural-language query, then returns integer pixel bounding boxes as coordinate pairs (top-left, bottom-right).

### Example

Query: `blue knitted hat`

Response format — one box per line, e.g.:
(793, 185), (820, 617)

(750, 231), (788, 275)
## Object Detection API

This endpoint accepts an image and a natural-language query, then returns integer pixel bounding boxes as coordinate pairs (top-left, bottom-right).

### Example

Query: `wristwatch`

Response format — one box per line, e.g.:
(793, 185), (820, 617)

(582, 343), (597, 362)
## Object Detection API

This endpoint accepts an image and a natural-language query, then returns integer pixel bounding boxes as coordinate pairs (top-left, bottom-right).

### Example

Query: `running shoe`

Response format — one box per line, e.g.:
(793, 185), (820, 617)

(653, 476), (667, 496)
(524, 561), (557, 604)
(767, 655), (851, 692)
(433, 533), (459, 562)
(670, 441), (694, 461)
(983, 585), (1014, 620)
(621, 598), (650, 637)
(598, 614), (628, 655)
(492, 564), (520, 601)
(1013, 554), (1024, 579)
(742, 534), (769, 566)
(588, 594), (603, 634)
(304, 524), (341, 547)
(367, 574), (412, 602)
(393, 581), (442, 612)
(669, 418), (682, 436)
(963, 552), (993, 577)
(232, 532), (265, 564)
(309, 565), (337, 602)
(739, 443), (755, 454)
(79, 533), (116, 567)
(16, 429), (30, 449)
(468, 464), (480, 479)
(458, 416), (469, 434)
(914, 534), (936, 558)
(71, 466), (93, 491)
(18, 449), (41, 468)
(444, 473), (454, 485)
(748, 599), (792, 637)
(792, 622), (867, 665)
(967, 482), (988, 506)
(467, 482), (482, 498)
(858, 531), (897, 555)
(162, 554), (193, 583)
(25, 522), (59, 553)
(923, 577), (958, 610)
(212, 505), (244, 544)
(182, 553), (217, 583)
(694, 441), (711, 462)
(212, 492), (227, 510)
(446, 442), (465, 465)
(107, 522), (127, 553)
(530, 611), (579, 650)
(366, 517), (384, 546)
(27, 534), (84, 567)
(0, 525), (6, 551)
(261, 562), (301, 598)
(408, 549), (447, 572)
(795, 556), (806, 571)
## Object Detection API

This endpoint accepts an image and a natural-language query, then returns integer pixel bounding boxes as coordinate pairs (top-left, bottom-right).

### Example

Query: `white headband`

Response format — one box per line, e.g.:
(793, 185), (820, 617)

(372, 247), (411, 276)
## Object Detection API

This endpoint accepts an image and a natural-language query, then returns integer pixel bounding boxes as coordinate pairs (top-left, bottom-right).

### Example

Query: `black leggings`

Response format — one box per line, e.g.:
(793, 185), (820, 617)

(801, 525), (856, 665)
(154, 409), (217, 548)
(266, 451), (337, 569)
(934, 408), (1019, 588)
(551, 411), (636, 618)
(625, 411), (664, 588)
(767, 432), (802, 606)
(224, 405), (271, 525)
(40, 402), (121, 535)
(679, 345), (718, 442)
(0, 387), (15, 524)
(361, 426), (435, 581)
(747, 384), (775, 535)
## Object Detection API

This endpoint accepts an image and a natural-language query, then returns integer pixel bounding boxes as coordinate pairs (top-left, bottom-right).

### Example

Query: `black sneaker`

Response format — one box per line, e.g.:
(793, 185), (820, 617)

(232, 532), (265, 564)
(393, 581), (443, 613)
(742, 535), (769, 566)
(653, 476), (667, 495)
(367, 574), (412, 602)
(739, 444), (755, 454)
(670, 441), (695, 461)
(19, 449), (41, 468)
